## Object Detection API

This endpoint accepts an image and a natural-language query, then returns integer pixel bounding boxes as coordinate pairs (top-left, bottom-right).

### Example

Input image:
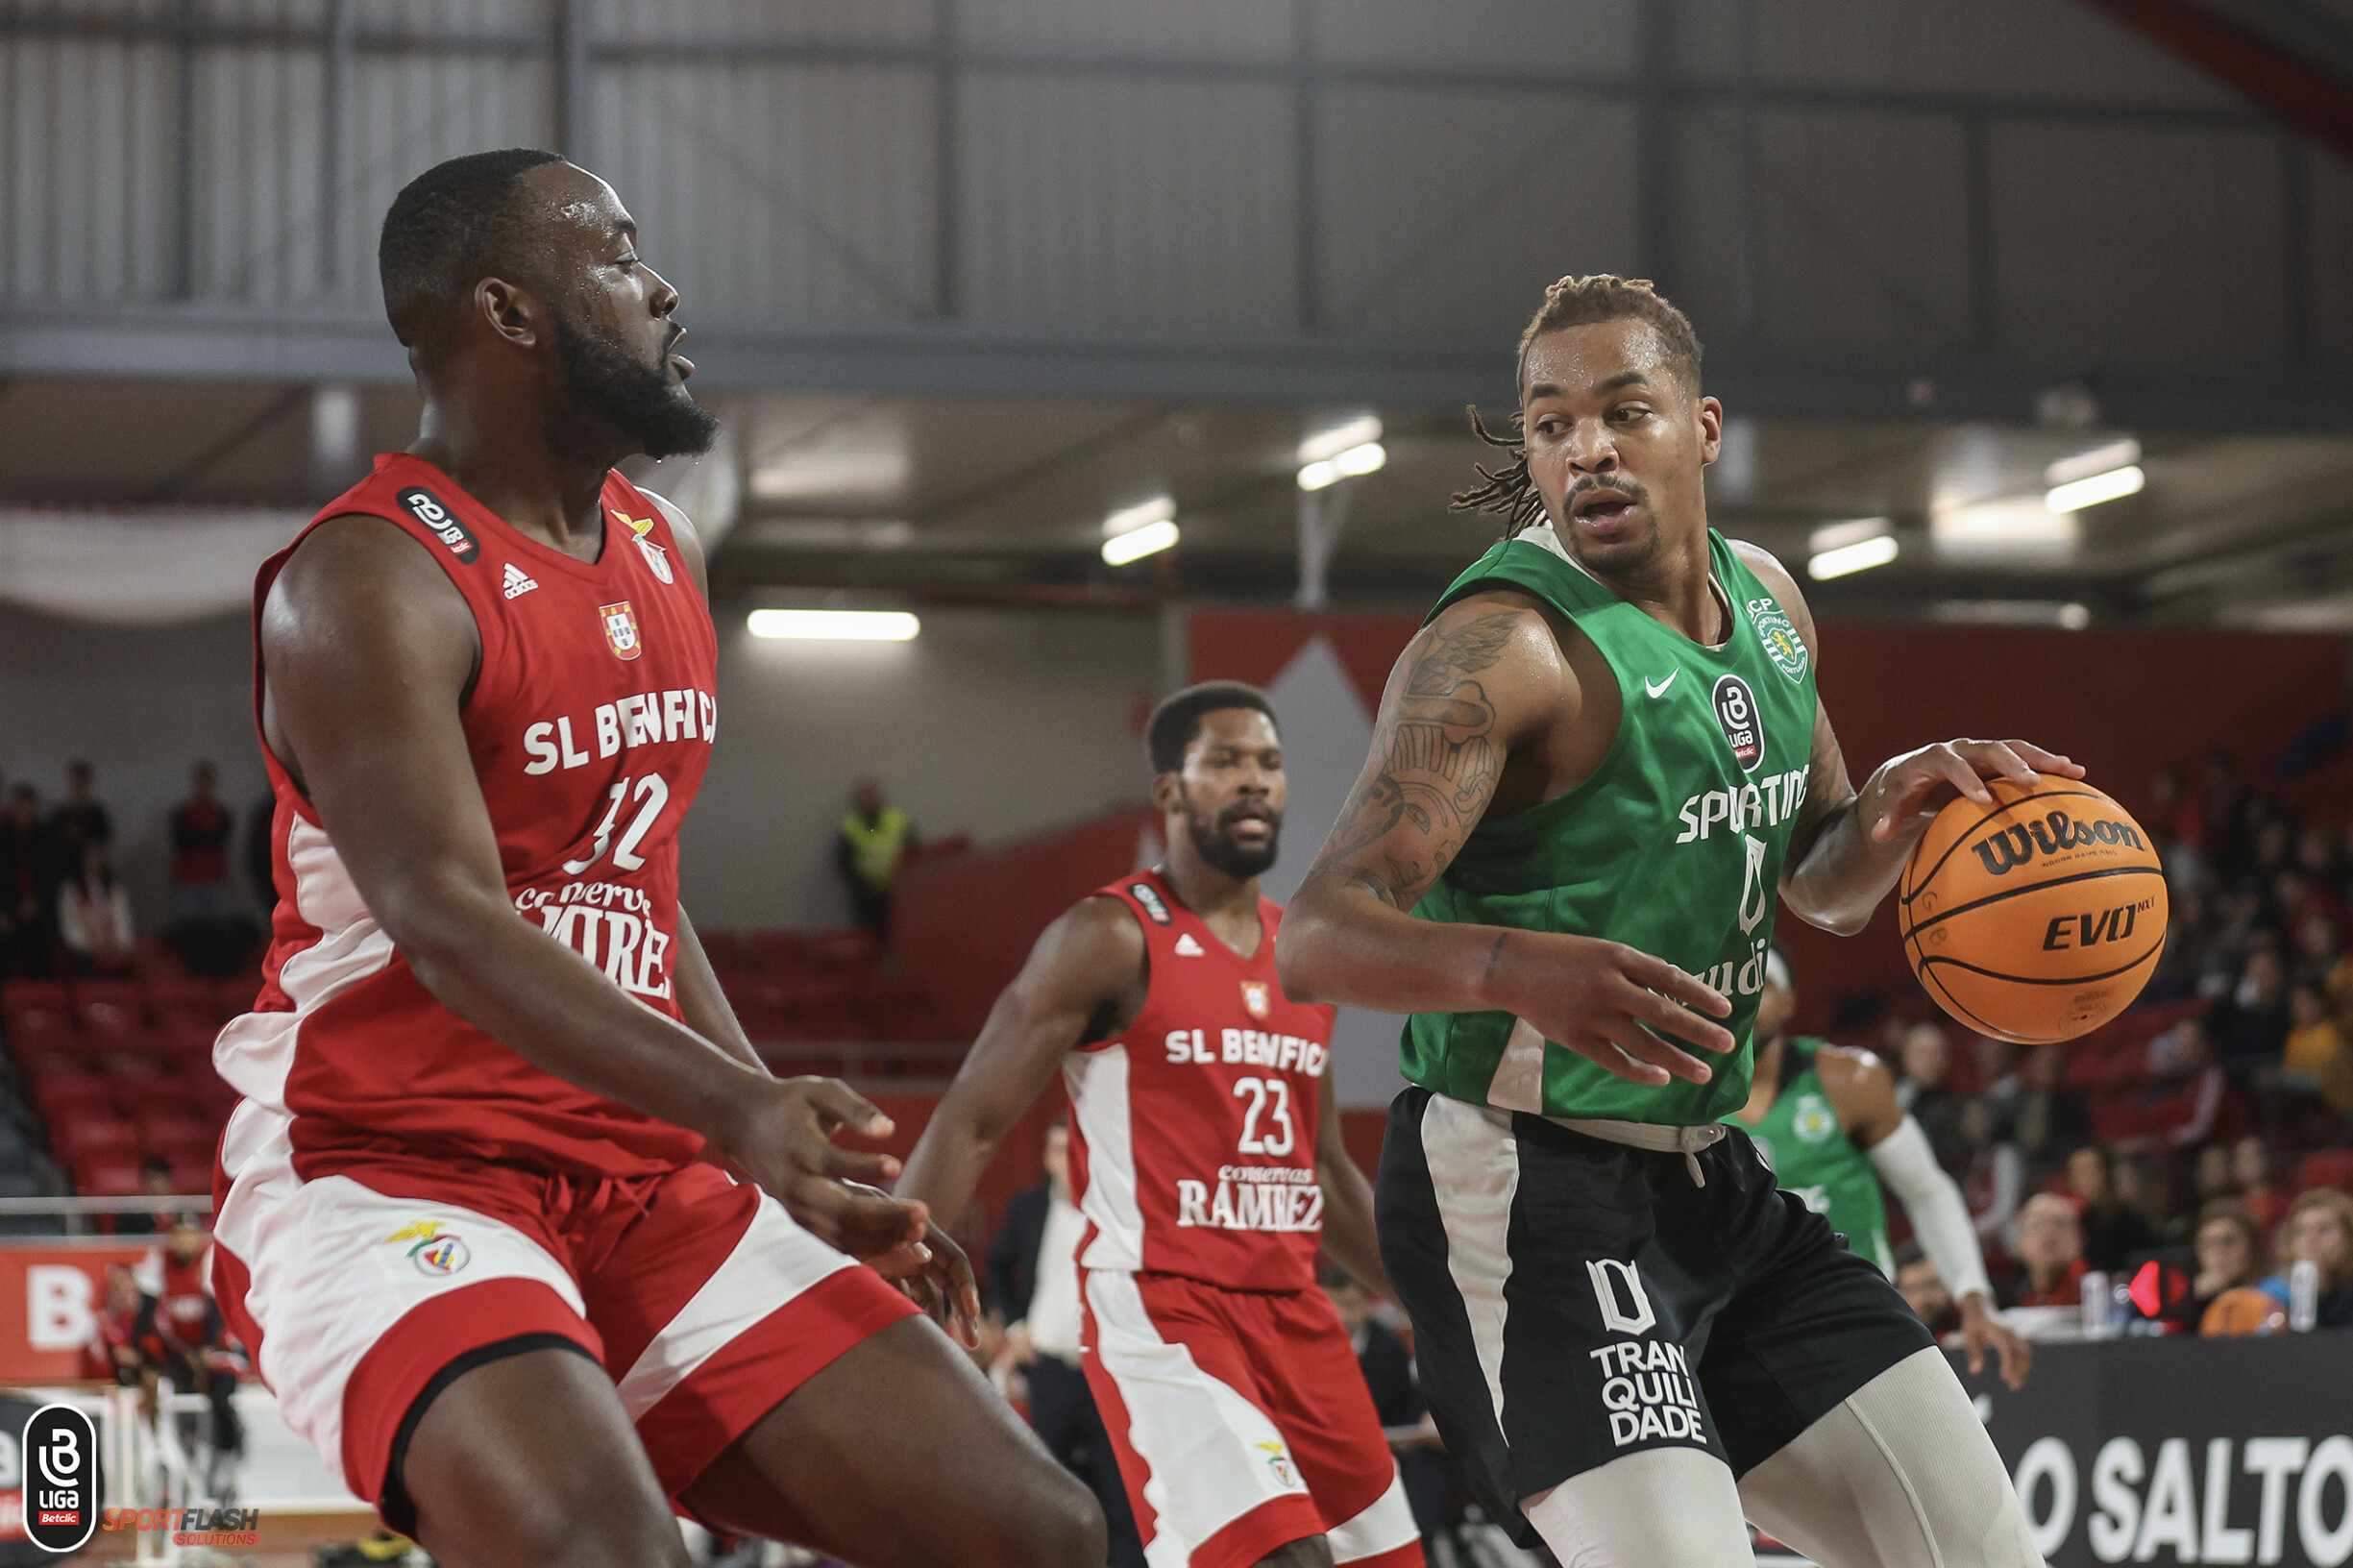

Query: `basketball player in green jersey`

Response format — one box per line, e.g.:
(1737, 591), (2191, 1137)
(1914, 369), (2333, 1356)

(1732, 950), (2028, 1388)
(1279, 274), (2074, 1568)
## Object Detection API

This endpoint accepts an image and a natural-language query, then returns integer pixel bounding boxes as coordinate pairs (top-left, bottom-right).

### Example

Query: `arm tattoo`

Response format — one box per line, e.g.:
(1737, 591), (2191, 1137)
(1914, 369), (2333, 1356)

(1304, 609), (1521, 910)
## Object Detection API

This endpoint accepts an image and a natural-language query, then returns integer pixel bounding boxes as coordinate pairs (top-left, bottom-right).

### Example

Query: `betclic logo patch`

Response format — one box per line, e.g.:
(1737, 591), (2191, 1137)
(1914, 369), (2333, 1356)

(22, 1403), (98, 1554)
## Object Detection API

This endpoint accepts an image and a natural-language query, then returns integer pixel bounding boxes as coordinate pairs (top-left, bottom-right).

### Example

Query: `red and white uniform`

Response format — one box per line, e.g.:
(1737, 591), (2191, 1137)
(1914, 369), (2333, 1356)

(210, 454), (915, 1523)
(1067, 871), (1421, 1568)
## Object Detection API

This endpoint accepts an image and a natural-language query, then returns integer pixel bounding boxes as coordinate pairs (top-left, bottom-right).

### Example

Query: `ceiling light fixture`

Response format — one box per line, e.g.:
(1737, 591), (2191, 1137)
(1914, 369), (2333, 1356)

(2045, 463), (2144, 514)
(1808, 534), (1900, 580)
(1297, 414), (1385, 491)
(1101, 518), (1180, 566)
(747, 608), (920, 641)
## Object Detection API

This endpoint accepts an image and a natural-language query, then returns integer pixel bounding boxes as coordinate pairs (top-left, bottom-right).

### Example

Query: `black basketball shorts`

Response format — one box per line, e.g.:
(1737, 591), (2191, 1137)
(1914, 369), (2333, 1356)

(1375, 1087), (1933, 1545)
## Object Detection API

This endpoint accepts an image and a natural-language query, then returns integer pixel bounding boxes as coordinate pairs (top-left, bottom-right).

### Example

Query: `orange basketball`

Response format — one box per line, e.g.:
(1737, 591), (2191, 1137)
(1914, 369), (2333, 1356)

(1897, 773), (2168, 1044)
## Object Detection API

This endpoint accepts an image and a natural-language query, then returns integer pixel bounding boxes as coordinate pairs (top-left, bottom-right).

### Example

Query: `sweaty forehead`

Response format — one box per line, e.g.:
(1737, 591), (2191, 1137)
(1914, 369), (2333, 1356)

(520, 161), (631, 250)
(1192, 707), (1280, 751)
(1521, 317), (1678, 399)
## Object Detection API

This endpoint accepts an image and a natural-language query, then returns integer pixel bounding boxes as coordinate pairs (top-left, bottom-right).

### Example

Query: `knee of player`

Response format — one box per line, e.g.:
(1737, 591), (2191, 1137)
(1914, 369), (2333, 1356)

(995, 1464), (1107, 1568)
(484, 1489), (692, 1568)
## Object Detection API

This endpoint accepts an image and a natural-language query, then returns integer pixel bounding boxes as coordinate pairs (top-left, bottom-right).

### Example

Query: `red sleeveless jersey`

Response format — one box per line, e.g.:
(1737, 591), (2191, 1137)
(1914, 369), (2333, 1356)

(1063, 870), (1336, 1292)
(220, 453), (717, 1181)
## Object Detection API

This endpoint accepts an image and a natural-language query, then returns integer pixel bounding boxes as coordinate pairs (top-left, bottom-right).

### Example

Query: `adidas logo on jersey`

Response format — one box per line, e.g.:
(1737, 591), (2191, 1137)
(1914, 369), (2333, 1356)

(502, 562), (539, 600)
(1174, 933), (1206, 957)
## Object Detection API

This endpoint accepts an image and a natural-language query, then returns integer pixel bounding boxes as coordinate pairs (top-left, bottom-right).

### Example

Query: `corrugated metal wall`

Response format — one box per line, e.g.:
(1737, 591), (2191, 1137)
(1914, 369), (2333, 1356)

(2, 0), (2347, 372)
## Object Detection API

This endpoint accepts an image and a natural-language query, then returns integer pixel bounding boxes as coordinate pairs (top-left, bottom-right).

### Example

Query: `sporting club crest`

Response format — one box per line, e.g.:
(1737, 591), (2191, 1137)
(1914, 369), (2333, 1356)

(600, 600), (643, 660)
(1240, 981), (1271, 1019)
(1746, 595), (1808, 683)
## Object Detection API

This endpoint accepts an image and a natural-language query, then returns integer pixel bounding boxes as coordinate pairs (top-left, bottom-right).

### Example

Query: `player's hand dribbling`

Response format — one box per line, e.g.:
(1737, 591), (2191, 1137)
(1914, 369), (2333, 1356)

(1859, 738), (2084, 845)
(1481, 931), (1736, 1087)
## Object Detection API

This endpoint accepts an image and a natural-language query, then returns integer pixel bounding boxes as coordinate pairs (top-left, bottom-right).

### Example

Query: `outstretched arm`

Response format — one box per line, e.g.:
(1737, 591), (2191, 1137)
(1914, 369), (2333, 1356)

(1816, 1046), (2029, 1389)
(1739, 544), (2083, 936)
(897, 898), (1146, 1249)
(1278, 592), (1733, 1087)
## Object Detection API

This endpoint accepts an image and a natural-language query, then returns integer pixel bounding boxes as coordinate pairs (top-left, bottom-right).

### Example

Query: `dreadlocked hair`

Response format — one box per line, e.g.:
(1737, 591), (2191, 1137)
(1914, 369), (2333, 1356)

(1448, 274), (1703, 538)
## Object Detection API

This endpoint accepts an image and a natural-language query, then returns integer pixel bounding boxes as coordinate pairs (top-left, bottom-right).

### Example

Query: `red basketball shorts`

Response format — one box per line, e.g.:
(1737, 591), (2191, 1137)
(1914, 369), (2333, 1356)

(1082, 1270), (1423, 1568)
(210, 1105), (918, 1524)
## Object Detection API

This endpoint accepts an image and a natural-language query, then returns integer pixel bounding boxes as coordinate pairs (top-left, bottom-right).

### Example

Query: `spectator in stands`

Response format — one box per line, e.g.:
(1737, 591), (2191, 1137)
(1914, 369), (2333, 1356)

(169, 761), (233, 921)
(151, 1219), (245, 1490)
(984, 1122), (1142, 1568)
(1958, 1096), (2025, 1253)
(1896, 1021), (1968, 1169)
(2008, 1193), (2090, 1309)
(2014, 1042), (2090, 1169)
(834, 777), (914, 947)
(2123, 1016), (2225, 1154)
(2233, 1135), (2292, 1234)
(2067, 1145), (2161, 1271)
(2215, 947), (2292, 1080)
(2193, 1142), (2237, 1210)
(1, 782), (66, 978)
(1323, 1266), (1456, 1553)
(50, 760), (111, 853)
(86, 1262), (160, 1391)
(2280, 980), (2353, 1125)
(58, 842), (136, 976)
(1893, 1242), (1958, 1336)
(2260, 1188), (2353, 1329)
(2190, 1199), (2268, 1332)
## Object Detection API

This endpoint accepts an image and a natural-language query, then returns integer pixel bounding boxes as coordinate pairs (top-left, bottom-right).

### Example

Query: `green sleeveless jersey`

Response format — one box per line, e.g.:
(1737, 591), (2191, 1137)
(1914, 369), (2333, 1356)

(1732, 1039), (1894, 1275)
(1401, 524), (1817, 1125)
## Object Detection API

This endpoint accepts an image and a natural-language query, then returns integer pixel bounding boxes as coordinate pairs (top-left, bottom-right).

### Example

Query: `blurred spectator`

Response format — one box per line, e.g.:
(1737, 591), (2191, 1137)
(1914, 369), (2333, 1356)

(151, 1220), (246, 1489)
(1324, 1268), (1456, 1553)
(2233, 1136), (2292, 1234)
(0, 783), (63, 978)
(1893, 1242), (1958, 1335)
(2122, 1017), (2226, 1153)
(2008, 1193), (2089, 1309)
(58, 842), (137, 976)
(2115, 1156), (2182, 1244)
(2067, 1146), (2161, 1272)
(1958, 1097), (2025, 1252)
(2259, 1188), (2353, 1329)
(2279, 981), (2353, 1128)
(1896, 1022), (1968, 1169)
(2014, 1042), (2090, 1167)
(169, 760), (233, 921)
(50, 760), (112, 853)
(2190, 1199), (2268, 1332)
(2192, 1143), (2237, 1210)
(983, 1122), (1142, 1568)
(2214, 948), (2291, 1080)
(85, 1262), (160, 1388)
(834, 778), (914, 947)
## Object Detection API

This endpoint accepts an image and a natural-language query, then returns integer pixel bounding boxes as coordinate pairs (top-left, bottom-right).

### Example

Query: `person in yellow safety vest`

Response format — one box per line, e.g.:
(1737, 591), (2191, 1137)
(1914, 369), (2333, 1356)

(836, 778), (915, 945)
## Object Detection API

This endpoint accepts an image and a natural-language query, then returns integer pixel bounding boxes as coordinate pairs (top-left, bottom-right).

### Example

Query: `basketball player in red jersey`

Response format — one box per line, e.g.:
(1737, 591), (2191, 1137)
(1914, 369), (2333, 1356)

(899, 684), (1425, 1568)
(211, 149), (1101, 1568)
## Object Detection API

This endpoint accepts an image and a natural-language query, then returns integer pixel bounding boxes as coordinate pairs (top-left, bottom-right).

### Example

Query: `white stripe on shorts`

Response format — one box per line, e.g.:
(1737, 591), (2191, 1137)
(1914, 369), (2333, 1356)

(1324, 1469), (1420, 1564)
(1419, 1094), (1521, 1437)
(1085, 1269), (1311, 1568)
(612, 1187), (857, 1421)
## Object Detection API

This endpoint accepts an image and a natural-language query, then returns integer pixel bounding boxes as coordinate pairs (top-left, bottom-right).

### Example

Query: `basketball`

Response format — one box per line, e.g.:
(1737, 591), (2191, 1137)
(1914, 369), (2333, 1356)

(1898, 774), (2169, 1044)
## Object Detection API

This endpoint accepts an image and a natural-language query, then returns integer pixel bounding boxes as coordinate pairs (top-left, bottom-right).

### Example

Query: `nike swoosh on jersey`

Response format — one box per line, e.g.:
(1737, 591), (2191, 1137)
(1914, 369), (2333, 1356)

(1644, 669), (1680, 698)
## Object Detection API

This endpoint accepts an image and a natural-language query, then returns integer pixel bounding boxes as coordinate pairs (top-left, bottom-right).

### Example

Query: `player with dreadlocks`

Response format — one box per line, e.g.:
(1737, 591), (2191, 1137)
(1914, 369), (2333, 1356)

(1280, 273), (2065, 1568)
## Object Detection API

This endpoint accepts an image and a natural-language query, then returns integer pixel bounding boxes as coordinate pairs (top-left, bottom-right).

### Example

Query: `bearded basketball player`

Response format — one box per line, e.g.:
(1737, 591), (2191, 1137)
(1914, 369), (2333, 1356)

(1731, 950), (2028, 1388)
(211, 149), (1101, 1568)
(1279, 274), (2070, 1568)
(900, 685), (1424, 1568)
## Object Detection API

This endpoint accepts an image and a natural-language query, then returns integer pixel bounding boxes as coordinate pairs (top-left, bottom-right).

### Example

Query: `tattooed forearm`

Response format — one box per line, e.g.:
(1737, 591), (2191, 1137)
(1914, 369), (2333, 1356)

(1302, 610), (1520, 910)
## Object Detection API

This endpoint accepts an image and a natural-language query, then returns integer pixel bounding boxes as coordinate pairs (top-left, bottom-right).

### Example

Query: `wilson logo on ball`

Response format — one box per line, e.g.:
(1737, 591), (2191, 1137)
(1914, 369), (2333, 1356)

(1969, 809), (2146, 876)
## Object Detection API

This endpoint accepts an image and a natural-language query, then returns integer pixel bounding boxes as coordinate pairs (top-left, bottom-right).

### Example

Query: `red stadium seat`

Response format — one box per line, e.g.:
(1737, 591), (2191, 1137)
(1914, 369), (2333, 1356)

(135, 1112), (215, 1164)
(2, 980), (74, 1045)
(54, 1117), (138, 1164)
(99, 1051), (170, 1080)
(31, 1075), (116, 1122)
(806, 929), (879, 968)
(145, 976), (219, 1032)
(213, 975), (262, 1018)
(2295, 1150), (2353, 1194)
(73, 1159), (143, 1199)
(114, 1077), (196, 1118)
(164, 1160), (212, 1199)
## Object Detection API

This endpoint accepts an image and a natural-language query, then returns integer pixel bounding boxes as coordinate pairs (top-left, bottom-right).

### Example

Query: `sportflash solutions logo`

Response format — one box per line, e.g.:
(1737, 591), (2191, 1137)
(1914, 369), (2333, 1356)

(21, 1404), (98, 1554)
(101, 1507), (261, 1548)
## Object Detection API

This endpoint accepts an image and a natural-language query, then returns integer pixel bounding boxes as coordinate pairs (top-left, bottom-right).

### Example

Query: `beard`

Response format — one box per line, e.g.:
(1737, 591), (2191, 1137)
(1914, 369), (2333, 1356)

(549, 313), (720, 461)
(1185, 796), (1282, 880)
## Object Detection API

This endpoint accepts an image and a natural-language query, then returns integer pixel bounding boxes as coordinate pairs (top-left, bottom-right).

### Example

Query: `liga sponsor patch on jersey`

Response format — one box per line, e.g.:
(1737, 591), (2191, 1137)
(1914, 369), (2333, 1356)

(396, 486), (479, 564)
(600, 600), (643, 660)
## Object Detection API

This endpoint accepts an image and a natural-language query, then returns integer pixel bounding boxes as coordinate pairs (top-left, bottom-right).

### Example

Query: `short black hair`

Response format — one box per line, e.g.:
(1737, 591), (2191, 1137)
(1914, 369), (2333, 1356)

(1147, 682), (1278, 775)
(378, 148), (567, 348)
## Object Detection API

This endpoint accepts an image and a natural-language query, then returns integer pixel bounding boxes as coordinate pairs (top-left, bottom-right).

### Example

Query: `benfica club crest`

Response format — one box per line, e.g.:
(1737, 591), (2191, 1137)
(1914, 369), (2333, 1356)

(620, 512), (674, 583)
(600, 600), (643, 660)
(1240, 981), (1271, 1019)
